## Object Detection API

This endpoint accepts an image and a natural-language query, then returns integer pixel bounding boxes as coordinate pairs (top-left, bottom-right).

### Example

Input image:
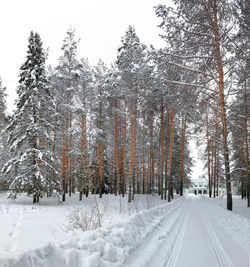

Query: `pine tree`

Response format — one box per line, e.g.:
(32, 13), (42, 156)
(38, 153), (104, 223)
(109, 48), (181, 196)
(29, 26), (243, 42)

(156, 0), (235, 210)
(74, 58), (92, 200)
(3, 31), (58, 203)
(54, 27), (81, 201)
(91, 61), (112, 197)
(116, 25), (146, 202)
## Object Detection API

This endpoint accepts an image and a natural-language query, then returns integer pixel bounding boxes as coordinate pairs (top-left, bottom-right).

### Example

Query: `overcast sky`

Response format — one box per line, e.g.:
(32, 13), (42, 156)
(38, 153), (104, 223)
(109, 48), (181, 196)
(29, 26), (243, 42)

(0, 0), (170, 112)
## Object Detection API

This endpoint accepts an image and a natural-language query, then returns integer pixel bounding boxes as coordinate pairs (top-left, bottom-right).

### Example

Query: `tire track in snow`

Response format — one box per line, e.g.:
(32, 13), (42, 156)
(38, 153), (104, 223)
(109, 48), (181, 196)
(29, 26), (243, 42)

(123, 198), (186, 267)
(164, 209), (188, 267)
(199, 201), (235, 267)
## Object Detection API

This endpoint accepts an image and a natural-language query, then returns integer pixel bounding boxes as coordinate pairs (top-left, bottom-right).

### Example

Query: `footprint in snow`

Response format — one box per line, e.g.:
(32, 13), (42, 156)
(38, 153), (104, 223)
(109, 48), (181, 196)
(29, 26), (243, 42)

(7, 210), (23, 252)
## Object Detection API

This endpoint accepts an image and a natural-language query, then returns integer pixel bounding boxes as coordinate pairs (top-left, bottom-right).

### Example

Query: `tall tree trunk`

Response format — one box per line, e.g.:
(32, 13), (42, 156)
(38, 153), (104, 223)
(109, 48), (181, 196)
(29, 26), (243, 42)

(128, 102), (133, 202)
(180, 116), (186, 196)
(147, 146), (151, 194)
(98, 100), (104, 198)
(86, 153), (90, 197)
(206, 109), (212, 198)
(69, 111), (72, 197)
(122, 106), (126, 197)
(132, 99), (137, 200)
(114, 100), (118, 196)
(142, 125), (145, 194)
(137, 163), (140, 194)
(160, 104), (164, 199)
(213, 121), (218, 198)
(118, 118), (123, 195)
(150, 113), (154, 195)
(244, 81), (250, 207)
(216, 156), (219, 196)
(151, 143), (155, 196)
(53, 116), (57, 195)
(165, 110), (170, 200)
(168, 108), (174, 202)
(62, 118), (66, 202)
(211, 139), (214, 197)
(80, 114), (87, 200)
(157, 145), (161, 195)
(213, 0), (232, 211)
(65, 111), (68, 195)
(240, 138), (246, 199)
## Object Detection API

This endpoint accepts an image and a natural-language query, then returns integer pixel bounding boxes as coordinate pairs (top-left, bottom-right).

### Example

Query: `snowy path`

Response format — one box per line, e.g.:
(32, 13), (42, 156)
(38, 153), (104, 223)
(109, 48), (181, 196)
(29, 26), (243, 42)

(123, 198), (189, 267)
(125, 195), (249, 267)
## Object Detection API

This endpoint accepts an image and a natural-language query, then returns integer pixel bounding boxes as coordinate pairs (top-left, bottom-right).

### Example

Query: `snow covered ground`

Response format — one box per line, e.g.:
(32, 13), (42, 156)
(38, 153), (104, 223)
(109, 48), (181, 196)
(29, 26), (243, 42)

(207, 194), (250, 220)
(0, 193), (250, 267)
(0, 192), (166, 252)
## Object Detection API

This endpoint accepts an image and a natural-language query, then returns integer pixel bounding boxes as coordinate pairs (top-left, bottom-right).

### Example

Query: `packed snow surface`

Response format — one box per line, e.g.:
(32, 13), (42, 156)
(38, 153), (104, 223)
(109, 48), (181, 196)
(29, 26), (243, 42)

(0, 193), (250, 267)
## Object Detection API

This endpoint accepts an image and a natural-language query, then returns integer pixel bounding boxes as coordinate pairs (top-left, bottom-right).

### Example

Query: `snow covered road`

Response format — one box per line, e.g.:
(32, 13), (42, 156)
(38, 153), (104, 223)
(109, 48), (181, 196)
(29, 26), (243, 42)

(123, 197), (189, 267)
(1, 194), (250, 267)
(124, 194), (249, 267)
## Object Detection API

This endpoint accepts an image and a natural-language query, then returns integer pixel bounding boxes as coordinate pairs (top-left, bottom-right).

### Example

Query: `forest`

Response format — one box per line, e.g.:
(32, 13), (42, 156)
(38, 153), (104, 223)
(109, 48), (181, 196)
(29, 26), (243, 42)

(0, 0), (249, 213)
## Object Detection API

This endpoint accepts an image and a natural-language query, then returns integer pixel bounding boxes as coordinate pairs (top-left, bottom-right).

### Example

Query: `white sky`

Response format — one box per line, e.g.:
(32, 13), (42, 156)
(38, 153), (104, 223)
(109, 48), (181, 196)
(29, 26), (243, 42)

(0, 0), (168, 112)
(0, 0), (204, 178)
(189, 138), (206, 180)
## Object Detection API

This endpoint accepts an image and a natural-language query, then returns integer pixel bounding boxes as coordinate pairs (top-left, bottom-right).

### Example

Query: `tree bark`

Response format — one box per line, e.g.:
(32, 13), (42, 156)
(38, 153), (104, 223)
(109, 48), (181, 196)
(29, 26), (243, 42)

(168, 108), (174, 202)
(114, 100), (118, 196)
(206, 108), (212, 198)
(132, 99), (137, 200)
(122, 106), (126, 197)
(244, 82), (249, 207)
(160, 104), (164, 199)
(213, 0), (232, 210)
(150, 113), (154, 195)
(69, 111), (72, 197)
(213, 121), (218, 198)
(142, 125), (145, 194)
(128, 102), (133, 202)
(165, 110), (170, 200)
(98, 99), (104, 198)
(62, 118), (66, 202)
(180, 116), (186, 196)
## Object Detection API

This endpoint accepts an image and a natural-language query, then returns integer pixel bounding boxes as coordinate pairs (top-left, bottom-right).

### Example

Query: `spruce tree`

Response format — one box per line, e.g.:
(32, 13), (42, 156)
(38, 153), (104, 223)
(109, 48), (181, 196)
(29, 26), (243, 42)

(3, 31), (58, 203)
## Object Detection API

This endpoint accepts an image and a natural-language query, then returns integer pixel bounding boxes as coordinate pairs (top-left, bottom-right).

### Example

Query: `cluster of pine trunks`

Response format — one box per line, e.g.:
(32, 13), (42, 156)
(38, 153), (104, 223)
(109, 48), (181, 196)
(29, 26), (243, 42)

(57, 100), (187, 203)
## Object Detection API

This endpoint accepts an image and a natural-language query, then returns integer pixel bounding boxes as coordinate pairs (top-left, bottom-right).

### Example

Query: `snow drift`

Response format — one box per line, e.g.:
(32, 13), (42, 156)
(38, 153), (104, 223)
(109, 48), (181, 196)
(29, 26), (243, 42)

(1, 198), (181, 267)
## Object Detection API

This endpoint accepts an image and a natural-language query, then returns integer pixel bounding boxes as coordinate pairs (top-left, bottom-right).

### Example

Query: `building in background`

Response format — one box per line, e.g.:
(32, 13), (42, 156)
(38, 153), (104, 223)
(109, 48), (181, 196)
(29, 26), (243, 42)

(189, 178), (208, 195)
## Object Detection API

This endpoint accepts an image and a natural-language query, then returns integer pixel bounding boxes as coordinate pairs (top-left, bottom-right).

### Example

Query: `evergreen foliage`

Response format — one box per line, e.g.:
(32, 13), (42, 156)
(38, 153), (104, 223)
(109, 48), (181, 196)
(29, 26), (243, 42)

(3, 32), (58, 202)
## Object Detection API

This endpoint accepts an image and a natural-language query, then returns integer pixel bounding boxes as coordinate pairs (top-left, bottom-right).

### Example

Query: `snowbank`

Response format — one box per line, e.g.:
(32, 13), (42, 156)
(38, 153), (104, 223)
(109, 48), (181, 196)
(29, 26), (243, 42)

(1, 198), (181, 267)
(0, 193), (172, 253)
